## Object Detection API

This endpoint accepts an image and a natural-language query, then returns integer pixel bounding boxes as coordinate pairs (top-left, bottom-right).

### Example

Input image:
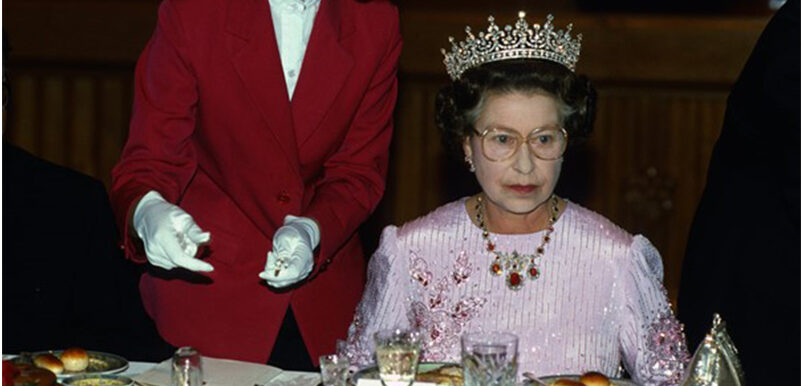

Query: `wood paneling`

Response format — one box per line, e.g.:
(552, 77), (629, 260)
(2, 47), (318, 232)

(5, 66), (133, 187)
(3, 0), (769, 306)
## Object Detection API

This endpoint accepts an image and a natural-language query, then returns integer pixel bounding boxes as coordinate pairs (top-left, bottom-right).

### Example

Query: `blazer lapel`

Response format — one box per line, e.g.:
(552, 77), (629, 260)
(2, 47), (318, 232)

(225, 0), (300, 171)
(291, 0), (355, 147)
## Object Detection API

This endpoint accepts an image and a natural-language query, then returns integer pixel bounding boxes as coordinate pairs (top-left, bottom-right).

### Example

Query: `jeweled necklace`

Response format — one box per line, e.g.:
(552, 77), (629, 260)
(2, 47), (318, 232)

(475, 194), (559, 290)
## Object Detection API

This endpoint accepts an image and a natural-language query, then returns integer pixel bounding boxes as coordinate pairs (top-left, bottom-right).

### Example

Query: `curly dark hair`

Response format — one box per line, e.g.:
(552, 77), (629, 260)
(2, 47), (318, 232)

(435, 59), (596, 156)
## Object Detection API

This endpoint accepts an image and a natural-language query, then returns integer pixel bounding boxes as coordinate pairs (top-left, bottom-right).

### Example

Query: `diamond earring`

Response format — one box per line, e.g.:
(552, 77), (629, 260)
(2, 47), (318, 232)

(464, 154), (476, 172)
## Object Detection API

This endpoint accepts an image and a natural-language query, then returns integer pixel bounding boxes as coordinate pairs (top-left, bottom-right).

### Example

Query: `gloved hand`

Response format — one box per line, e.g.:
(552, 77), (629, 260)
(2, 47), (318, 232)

(133, 190), (214, 272)
(259, 215), (320, 288)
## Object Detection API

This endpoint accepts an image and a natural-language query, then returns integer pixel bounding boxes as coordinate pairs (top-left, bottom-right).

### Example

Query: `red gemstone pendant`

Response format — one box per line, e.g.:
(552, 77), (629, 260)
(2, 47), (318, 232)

(508, 272), (522, 289)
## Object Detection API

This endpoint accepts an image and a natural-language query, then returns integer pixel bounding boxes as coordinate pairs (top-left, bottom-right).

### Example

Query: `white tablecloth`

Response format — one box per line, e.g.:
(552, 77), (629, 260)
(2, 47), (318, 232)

(121, 359), (321, 386)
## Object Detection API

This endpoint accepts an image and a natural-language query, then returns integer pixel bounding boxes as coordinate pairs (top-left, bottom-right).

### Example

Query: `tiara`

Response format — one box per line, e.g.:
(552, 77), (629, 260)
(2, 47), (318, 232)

(441, 11), (582, 80)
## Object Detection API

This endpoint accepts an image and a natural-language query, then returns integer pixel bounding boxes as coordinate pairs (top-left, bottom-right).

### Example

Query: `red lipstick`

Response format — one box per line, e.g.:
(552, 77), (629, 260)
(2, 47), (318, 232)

(506, 185), (536, 194)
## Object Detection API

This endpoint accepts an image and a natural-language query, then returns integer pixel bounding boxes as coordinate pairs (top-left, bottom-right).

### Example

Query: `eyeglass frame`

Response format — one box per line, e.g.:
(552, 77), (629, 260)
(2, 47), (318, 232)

(470, 125), (569, 162)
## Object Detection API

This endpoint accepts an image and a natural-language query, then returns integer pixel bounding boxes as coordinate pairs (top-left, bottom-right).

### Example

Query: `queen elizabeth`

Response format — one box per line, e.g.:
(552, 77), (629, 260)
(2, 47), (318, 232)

(340, 12), (689, 385)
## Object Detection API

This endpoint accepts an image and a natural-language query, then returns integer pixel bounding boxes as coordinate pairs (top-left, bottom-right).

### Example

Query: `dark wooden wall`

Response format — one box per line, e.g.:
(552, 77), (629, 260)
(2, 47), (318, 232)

(3, 0), (770, 306)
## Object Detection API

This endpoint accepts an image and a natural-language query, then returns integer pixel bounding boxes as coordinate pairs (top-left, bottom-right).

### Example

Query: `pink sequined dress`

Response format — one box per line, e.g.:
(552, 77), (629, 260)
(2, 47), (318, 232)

(340, 198), (689, 385)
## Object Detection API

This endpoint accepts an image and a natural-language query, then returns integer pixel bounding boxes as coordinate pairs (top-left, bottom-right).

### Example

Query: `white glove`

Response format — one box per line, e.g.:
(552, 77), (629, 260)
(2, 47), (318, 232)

(133, 190), (214, 272)
(259, 215), (320, 288)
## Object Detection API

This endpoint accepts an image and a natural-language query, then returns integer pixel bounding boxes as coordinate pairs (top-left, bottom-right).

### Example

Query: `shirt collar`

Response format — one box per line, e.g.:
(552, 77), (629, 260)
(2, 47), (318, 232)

(268, 0), (321, 10)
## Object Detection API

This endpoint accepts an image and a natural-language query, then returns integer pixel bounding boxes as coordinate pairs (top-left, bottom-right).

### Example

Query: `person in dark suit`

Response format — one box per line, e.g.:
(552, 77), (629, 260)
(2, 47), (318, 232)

(678, 2), (800, 383)
(2, 36), (172, 361)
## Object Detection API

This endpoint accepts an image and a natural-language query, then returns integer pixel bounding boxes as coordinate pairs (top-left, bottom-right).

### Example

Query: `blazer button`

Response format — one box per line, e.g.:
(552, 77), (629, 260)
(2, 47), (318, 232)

(277, 192), (291, 204)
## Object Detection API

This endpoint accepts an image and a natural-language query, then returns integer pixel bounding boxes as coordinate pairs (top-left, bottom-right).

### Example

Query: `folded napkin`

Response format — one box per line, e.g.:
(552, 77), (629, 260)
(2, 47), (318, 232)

(133, 356), (286, 386)
(261, 371), (322, 386)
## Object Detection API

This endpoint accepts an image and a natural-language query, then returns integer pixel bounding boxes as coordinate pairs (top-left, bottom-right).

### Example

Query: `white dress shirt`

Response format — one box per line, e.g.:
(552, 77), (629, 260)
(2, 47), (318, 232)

(268, 0), (321, 99)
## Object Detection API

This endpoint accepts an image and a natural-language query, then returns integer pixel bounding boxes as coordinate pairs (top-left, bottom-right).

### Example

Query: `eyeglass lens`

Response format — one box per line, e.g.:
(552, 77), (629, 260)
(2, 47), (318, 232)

(481, 127), (566, 161)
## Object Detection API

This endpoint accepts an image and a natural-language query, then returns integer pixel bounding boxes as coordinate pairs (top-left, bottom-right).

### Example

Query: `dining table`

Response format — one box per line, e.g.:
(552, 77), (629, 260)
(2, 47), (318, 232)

(118, 357), (322, 386)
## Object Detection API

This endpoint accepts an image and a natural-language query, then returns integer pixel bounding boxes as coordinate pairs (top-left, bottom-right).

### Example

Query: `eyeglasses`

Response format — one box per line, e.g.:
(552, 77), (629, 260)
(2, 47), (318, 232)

(472, 125), (568, 161)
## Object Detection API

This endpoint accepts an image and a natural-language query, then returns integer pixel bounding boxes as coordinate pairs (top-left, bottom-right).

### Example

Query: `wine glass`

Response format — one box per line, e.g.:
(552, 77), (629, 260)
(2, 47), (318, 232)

(373, 328), (422, 386)
(461, 332), (518, 386)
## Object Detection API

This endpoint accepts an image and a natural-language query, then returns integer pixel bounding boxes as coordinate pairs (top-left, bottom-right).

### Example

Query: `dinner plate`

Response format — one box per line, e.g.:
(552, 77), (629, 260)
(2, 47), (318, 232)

(30, 350), (129, 378)
(62, 374), (135, 386)
(538, 374), (637, 386)
(352, 362), (460, 384)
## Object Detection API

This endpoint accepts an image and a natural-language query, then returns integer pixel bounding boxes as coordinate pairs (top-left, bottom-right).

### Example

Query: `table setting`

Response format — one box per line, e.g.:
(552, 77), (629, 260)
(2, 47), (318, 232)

(2, 314), (743, 386)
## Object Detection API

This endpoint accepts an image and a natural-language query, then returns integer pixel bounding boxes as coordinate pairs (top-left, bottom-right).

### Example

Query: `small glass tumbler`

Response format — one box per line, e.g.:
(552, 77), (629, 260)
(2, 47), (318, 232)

(373, 328), (422, 386)
(461, 332), (518, 386)
(171, 346), (203, 386)
(319, 354), (350, 386)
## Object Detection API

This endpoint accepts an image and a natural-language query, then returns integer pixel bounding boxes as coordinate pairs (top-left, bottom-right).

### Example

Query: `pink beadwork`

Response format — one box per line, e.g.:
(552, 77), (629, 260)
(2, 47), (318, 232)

(644, 310), (690, 385)
(410, 255), (432, 287)
(409, 252), (486, 362)
(452, 251), (472, 284)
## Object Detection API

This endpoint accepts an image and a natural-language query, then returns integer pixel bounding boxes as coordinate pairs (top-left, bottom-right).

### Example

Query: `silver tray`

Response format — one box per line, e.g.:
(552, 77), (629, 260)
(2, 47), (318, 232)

(30, 350), (129, 379)
(62, 373), (135, 386)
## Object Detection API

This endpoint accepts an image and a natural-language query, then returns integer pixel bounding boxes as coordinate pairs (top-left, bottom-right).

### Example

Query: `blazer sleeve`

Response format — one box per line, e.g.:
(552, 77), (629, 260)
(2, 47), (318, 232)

(302, 5), (402, 270)
(618, 236), (690, 386)
(110, 0), (199, 261)
(340, 225), (410, 367)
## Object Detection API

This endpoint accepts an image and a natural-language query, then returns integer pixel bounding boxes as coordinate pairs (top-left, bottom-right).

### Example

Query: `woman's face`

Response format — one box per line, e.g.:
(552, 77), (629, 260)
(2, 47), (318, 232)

(463, 91), (563, 215)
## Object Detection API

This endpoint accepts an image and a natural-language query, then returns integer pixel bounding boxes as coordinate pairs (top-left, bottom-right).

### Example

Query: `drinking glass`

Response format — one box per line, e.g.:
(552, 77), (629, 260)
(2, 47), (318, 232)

(319, 354), (350, 386)
(373, 328), (422, 386)
(461, 332), (518, 386)
(171, 347), (203, 386)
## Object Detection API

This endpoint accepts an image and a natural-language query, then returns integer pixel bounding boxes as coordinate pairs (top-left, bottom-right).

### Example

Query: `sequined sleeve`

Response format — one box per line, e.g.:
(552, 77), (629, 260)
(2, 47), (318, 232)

(618, 235), (690, 386)
(339, 225), (411, 367)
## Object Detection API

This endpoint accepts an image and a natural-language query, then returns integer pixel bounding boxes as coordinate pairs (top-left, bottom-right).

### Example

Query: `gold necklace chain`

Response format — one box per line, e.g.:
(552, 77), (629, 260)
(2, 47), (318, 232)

(475, 194), (559, 290)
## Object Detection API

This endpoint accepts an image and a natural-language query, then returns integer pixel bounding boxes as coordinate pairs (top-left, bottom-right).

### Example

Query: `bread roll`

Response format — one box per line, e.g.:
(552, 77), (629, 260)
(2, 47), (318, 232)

(32, 354), (63, 375)
(415, 364), (463, 386)
(580, 371), (611, 386)
(13, 366), (57, 386)
(61, 347), (90, 372)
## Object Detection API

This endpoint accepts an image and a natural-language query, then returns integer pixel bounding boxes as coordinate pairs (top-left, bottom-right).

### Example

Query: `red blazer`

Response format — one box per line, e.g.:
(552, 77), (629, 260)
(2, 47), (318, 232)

(110, 0), (401, 364)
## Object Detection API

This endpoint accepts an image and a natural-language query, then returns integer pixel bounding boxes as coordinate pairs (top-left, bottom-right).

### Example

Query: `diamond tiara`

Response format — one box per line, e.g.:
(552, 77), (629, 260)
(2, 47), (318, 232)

(441, 11), (582, 80)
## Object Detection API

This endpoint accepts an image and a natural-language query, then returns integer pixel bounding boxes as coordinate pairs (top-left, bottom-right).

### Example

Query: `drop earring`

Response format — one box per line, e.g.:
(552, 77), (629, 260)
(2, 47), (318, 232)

(464, 153), (476, 172)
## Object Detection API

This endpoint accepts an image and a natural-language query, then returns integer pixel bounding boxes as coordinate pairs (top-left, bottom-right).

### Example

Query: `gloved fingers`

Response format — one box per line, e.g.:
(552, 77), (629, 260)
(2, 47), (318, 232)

(273, 225), (302, 245)
(264, 266), (301, 287)
(262, 250), (279, 272)
(299, 259), (314, 279)
(161, 233), (214, 272)
(144, 248), (177, 270)
(283, 215), (320, 248)
(186, 223), (211, 245)
(173, 253), (215, 272)
(142, 230), (179, 270)
(283, 214), (303, 224)
(258, 268), (294, 285)
(261, 250), (289, 277)
(170, 210), (193, 227)
(289, 242), (313, 259)
(290, 253), (314, 282)
(170, 211), (205, 240)
(260, 251), (301, 287)
(265, 278), (296, 288)
(258, 269), (274, 281)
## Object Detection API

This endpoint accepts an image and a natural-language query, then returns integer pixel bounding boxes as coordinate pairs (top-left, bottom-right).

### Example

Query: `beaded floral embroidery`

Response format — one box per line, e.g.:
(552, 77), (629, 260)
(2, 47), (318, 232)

(643, 309), (690, 385)
(408, 251), (486, 361)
